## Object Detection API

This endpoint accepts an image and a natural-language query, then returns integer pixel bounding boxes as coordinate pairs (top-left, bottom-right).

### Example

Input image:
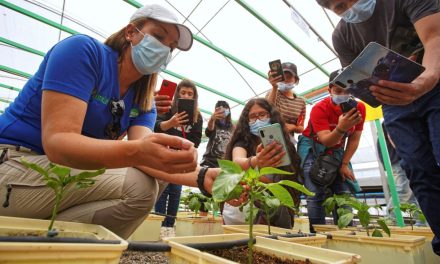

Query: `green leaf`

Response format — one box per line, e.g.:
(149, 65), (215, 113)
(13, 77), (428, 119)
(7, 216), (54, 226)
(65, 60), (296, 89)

(277, 180), (314, 196)
(337, 208), (351, 217)
(264, 196), (281, 209)
(372, 229), (383, 237)
(266, 183), (294, 208)
(46, 180), (59, 190)
(21, 159), (49, 178)
(338, 212), (353, 229)
(243, 204), (259, 224)
(377, 218), (390, 237)
(323, 197), (336, 215)
(49, 165), (71, 180)
(259, 167), (292, 176)
(217, 159), (242, 174)
(189, 197), (201, 212)
(212, 171), (244, 202)
(73, 168), (106, 180)
(358, 209), (371, 228)
(418, 212), (426, 223)
(246, 167), (258, 179)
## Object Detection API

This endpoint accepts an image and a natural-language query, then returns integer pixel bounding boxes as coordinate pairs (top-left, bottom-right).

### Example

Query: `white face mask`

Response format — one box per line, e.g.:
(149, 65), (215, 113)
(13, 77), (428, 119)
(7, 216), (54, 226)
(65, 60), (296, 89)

(331, 94), (350, 105)
(277, 82), (295, 92)
(131, 28), (171, 75)
(340, 0), (376, 24)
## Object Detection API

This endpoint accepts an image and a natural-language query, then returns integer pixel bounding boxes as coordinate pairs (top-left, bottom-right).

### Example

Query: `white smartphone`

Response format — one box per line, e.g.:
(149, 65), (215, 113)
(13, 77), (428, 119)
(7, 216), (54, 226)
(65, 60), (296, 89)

(258, 123), (291, 167)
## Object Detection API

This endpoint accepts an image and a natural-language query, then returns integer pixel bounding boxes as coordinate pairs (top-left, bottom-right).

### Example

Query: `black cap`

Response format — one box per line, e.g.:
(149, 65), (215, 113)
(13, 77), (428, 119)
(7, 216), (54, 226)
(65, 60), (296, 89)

(282, 62), (298, 77)
(329, 69), (343, 87)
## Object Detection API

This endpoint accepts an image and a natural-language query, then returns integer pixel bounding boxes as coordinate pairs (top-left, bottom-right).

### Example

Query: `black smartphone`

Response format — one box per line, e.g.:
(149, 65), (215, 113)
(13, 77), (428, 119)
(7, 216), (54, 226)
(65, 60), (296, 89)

(340, 98), (358, 113)
(269, 59), (285, 82)
(177, 98), (195, 125)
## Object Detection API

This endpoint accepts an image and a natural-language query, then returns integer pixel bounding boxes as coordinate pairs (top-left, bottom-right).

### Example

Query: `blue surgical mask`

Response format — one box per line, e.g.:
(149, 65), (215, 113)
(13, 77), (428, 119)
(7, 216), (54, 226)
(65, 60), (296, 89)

(223, 109), (230, 118)
(249, 118), (271, 136)
(277, 82), (295, 92)
(340, 0), (376, 24)
(131, 28), (171, 75)
(331, 94), (350, 105)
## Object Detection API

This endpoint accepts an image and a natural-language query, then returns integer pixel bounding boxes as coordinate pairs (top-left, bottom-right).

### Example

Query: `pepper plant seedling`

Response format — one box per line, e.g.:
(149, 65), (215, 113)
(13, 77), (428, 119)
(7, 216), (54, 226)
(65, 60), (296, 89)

(323, 194), (390, 237)
(181, 191), (219, 218)
(400, 203), (426, 230)
(212, 159), (314, 264)
(21, 159), (105, 234)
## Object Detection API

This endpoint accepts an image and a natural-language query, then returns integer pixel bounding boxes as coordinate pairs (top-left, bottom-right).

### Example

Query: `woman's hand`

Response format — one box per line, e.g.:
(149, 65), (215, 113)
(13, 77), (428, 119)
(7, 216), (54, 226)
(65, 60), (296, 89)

(337, 108), (362, 132)
(255, 142), (285, 168)
(212, 107), (225, 120)
(138, 133), (197, 173)
(169, 111), (189, 127)
(268, 70), (283, 89)
(339, 164), (355, 181)
(154, 94), (172, 114)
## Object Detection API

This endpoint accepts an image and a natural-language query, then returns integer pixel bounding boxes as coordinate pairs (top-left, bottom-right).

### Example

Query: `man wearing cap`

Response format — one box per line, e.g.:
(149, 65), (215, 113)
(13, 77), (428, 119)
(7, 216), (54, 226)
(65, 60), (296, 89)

(316, 0), (440, 255)
(0, 3), (221, 239)
(266, 62), (306, 143)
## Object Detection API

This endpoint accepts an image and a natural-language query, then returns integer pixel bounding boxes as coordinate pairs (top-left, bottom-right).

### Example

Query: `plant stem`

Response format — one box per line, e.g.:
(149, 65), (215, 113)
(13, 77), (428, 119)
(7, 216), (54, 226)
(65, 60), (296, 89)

(365, 224), (370, 237)
(410, 212), (414, 231)
(48, 189), (63, 232)
(248, 191), (255, 264)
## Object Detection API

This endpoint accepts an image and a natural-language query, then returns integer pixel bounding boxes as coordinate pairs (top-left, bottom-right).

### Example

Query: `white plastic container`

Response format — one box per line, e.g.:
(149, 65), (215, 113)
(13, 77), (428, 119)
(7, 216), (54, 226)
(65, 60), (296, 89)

(175, 216), (223, 237)
(0, 216), (127, 264)
(128, 214), (164, 241)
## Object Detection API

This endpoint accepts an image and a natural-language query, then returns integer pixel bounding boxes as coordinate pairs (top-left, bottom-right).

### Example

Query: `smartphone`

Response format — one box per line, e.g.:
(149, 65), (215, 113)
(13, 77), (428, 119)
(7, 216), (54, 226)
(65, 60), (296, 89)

(269, 59), (285, 82)
(258, 123), (291, 167)
(340, 98), (358, 113)
(158, 79), (177, 100)
(177, 98), (195, 125)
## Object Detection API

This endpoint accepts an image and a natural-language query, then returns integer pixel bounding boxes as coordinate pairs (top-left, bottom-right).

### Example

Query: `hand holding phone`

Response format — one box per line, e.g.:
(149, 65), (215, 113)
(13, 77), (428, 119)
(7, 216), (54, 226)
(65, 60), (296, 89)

(158, 79), (177, 100)
(268, 59), (285, 82)
(340, 98), (358, 113)
(177, 99), (195, 125)
(258, 123), (291, 167)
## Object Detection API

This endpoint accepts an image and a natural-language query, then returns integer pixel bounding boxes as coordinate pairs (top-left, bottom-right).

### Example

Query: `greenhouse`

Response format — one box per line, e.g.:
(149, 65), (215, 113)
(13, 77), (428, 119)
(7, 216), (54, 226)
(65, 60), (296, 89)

(0, 0), (439, 263)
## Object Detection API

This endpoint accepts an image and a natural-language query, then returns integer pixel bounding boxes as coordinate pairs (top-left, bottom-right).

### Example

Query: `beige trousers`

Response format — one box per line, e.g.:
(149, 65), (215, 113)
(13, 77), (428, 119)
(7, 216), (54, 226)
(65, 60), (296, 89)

(0, 145), (159, 239)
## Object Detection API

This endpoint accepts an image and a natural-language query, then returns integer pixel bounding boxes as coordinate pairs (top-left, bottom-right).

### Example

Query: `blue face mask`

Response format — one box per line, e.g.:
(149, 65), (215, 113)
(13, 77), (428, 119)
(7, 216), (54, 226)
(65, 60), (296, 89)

(340, 0), (376, 24)
(223, 109), (230, 118)
(331, 94), (350, 105)
(277, 82), (295, 92)
(131, 28), (171, 75)
(249, 118), (271, 136)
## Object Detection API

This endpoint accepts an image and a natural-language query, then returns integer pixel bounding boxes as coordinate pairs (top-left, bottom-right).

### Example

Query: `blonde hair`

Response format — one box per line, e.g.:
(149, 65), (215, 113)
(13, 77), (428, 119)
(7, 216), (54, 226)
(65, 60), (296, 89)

(171, 79), (200, 123)
(104, 18), (157, 113)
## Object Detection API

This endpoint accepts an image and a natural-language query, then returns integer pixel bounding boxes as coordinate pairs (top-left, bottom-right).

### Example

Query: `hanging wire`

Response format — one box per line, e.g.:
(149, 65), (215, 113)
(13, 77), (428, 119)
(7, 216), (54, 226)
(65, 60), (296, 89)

(58, 0), (66, 41)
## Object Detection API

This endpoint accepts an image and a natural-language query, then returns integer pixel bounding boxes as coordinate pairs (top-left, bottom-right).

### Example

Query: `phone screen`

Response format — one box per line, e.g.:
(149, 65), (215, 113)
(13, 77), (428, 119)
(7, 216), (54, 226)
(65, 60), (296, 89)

(177, 99), (195, 125)
(269, 59), (285, 82)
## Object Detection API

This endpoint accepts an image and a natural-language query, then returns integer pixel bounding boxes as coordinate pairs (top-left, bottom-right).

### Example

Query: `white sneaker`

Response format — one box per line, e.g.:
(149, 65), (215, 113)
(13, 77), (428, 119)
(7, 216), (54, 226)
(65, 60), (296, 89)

(166, 227), (176, 237)
(160, 227), (168, 239)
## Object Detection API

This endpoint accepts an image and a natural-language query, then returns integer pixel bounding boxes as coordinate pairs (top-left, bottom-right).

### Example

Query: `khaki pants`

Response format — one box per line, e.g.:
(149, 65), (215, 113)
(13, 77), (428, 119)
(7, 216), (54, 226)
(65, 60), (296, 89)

(0, 145), (159, 239)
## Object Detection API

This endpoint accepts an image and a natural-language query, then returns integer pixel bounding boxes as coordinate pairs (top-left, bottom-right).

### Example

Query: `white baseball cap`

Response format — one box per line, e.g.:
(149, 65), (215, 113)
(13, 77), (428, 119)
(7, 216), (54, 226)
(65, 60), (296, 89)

(130, 4), (193, 51)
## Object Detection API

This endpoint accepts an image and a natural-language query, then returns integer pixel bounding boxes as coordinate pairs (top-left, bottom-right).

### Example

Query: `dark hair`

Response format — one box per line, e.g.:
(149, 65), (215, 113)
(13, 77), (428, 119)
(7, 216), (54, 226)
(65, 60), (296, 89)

(316, 0), (331, 8)
(224, 98), (301, 179)
(171, 79), (200, 123)
(328, 69), (341, 89)
(215, 100), (233, 129)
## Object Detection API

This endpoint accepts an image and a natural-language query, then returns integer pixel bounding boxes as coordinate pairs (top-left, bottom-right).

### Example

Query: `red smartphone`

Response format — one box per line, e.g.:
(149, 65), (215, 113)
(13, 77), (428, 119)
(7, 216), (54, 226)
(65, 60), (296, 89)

(158, 79), (177, 99)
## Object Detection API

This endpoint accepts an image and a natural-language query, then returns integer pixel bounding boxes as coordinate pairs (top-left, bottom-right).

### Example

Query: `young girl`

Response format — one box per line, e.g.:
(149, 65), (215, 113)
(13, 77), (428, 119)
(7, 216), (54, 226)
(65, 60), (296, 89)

(154, 79), (203, 236)
(223, 98), (302, 229)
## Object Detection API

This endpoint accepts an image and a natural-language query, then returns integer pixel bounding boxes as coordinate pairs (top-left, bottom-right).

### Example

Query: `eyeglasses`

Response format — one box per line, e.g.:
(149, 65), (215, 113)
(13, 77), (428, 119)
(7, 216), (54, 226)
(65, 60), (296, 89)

(105, 99), (125, 140)
(248, 111), (269, 123)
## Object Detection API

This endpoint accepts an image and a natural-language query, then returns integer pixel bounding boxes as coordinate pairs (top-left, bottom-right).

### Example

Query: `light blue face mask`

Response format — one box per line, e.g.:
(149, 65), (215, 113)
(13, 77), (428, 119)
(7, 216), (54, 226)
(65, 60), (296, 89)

(331, 94), (350, 105)
(131, 28), (171, 75)
(223, 109), (230, 118)
(277, 82), (295, 92)
(249, 118), (271, 136)
(340, 0), (376, 24)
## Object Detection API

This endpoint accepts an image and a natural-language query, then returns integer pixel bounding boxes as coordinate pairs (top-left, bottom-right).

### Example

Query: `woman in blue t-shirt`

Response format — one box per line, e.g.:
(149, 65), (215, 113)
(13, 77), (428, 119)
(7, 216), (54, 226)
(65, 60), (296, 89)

(0, 4), (218, 239)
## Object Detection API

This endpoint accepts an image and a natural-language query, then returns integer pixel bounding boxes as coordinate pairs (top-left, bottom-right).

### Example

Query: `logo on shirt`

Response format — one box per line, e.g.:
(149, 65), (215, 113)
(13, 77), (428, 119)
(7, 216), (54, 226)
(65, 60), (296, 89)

(130, 108), (139, 118)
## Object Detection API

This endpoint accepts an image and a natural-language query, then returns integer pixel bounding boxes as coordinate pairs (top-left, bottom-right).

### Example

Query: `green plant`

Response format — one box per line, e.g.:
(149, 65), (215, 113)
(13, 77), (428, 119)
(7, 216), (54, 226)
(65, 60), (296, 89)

(21, 159), (105, 233)
(323, 194), (390, 237)
(181, 191), (219, 218)
(212, 160), (314, 264)
(400, 203), (426, 230)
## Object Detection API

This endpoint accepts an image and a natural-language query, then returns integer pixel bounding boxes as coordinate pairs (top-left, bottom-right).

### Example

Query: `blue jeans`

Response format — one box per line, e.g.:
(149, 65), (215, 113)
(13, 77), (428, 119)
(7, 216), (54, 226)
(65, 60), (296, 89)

(383, 85), (440, 255)
(303, 153), (351, 233)
(154, 184), (182, 227)
(387, 161), (419, 219)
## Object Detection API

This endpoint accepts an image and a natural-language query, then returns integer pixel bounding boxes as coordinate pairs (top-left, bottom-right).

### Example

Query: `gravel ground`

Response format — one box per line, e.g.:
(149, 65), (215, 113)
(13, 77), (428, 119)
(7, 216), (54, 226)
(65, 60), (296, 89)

(119, 250), (169, 264)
